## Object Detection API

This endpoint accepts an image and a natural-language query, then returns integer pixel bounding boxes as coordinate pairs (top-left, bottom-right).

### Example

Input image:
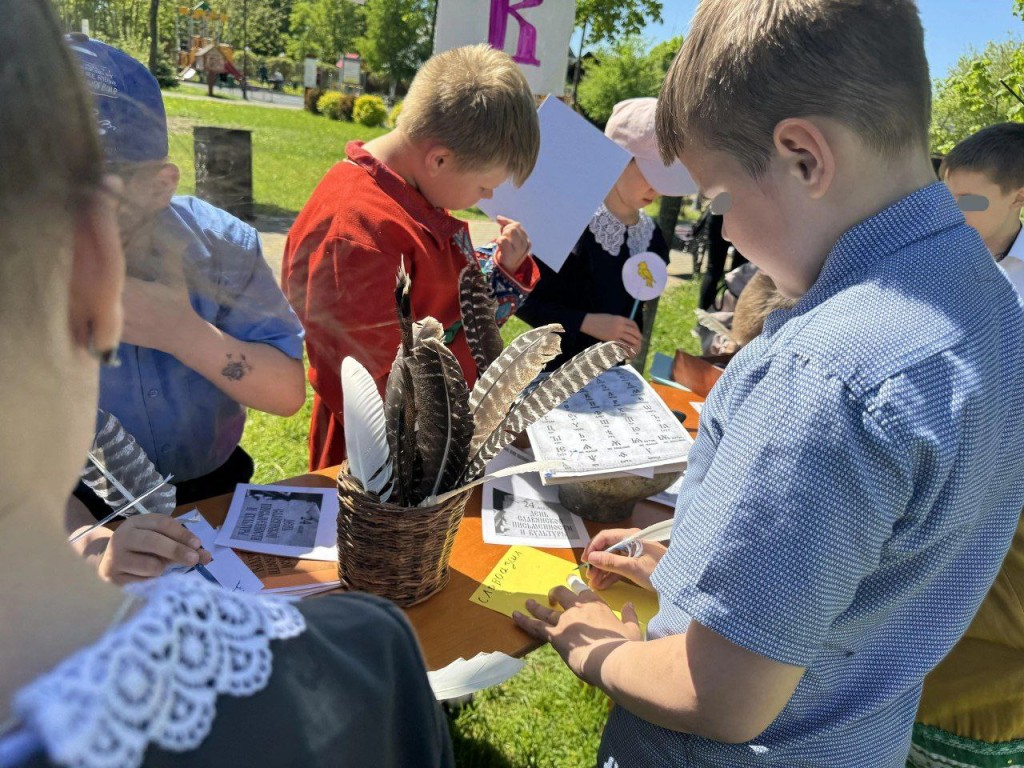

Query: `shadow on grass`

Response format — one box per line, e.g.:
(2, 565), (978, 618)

(446, 709), (517, 768)
(253, 203), (299, 234)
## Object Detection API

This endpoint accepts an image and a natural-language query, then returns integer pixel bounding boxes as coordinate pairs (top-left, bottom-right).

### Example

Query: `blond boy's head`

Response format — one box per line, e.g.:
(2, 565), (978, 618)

(657, 0), (930, 176)
(399, 44), (539, 189)
(941, 123), (1024, 254)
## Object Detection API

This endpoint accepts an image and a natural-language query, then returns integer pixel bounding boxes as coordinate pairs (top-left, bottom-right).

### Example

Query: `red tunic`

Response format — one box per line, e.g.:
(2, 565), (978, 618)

(282, 142), (538, 471)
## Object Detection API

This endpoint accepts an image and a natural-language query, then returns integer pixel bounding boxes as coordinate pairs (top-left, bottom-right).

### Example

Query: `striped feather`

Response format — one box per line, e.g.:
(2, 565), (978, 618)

(459, 265), (504, 377)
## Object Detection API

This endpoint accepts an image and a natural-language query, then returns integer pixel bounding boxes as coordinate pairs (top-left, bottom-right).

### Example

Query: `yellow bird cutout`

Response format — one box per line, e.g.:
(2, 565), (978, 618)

(637, 260), (655, 289)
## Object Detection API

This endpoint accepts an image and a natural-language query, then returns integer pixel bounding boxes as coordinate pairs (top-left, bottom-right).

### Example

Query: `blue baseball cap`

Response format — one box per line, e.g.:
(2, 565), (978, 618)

(65, 33), (168, 164)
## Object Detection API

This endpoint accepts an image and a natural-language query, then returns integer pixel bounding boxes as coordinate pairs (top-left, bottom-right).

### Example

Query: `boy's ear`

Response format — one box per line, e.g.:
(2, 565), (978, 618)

(423, 144), (455, 177)
(772, 118), (835, 200)
(1011, 185), (1024, 210)
(69, 178), (126, 354)
(152, 163), (180, 210)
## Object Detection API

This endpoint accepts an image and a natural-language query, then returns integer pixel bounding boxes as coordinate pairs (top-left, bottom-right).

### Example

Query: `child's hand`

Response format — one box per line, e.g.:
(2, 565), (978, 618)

(513, 586), (642, 684)
(493, 216), (532, 272)
(582, 528), (667, 591)
(581, 313), (642, 351)
(98, 515), (211, 585)
(121, 276), (201, 356)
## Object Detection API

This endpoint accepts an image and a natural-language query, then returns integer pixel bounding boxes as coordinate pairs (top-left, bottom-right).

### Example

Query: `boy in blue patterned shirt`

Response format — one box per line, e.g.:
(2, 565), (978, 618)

(513, 2), (1024, 766)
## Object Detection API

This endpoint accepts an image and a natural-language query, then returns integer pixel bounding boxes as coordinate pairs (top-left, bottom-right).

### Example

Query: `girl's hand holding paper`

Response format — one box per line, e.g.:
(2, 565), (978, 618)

(512, 585), (643, 684)
(583, 528), (667, 592)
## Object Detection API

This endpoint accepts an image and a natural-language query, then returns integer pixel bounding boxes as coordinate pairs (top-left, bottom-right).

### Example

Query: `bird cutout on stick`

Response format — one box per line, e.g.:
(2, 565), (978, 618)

(459, 265), (504, 378)
(412, 335), (474, 501)
(461, 340), (631, 483)
(342, 357), (394, 501)
(70, 410), (177, 543)
(468, 324), (563, 453)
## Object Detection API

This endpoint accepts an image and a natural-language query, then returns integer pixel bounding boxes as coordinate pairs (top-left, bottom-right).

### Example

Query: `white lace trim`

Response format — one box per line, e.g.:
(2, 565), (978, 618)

(588, 204), (657, 257)
(13, 574), (305, 768)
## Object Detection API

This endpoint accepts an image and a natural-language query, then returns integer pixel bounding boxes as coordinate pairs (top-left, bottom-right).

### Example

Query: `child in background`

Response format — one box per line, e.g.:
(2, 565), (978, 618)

(513, 2), (1024, 766)
(942, 122), (1024, 291)
(65, 37), (306, 584)
(282, 44), (540, 471)
(517, 97), (696, 368)
(909, 123), (1024, 768)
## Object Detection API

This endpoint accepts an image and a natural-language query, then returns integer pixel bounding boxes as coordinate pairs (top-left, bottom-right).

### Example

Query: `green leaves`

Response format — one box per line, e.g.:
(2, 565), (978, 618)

(930, 39), (1024, 154)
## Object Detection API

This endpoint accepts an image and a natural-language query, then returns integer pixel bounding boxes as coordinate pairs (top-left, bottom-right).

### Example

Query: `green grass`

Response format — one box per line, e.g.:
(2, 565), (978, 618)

(240, 282), (700, 768)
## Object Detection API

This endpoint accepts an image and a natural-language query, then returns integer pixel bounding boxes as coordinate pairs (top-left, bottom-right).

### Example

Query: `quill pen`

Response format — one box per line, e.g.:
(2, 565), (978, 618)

(575, 518), (676, 571)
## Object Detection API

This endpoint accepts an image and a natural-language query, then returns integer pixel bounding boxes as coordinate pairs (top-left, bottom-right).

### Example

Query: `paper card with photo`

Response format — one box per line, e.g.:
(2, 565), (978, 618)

(215, 483), (340, 561)
(482, 486), (590, 549)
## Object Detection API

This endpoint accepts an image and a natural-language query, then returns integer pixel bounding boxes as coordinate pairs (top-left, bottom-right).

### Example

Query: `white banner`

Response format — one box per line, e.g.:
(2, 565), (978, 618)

(433, 0), (575, 96)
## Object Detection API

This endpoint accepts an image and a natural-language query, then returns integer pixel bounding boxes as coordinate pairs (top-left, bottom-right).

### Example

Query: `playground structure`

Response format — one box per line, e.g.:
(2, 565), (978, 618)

(175, 2), (242, 94)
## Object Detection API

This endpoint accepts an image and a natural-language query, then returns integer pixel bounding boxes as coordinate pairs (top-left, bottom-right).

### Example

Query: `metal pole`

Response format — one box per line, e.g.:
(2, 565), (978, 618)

(241, 0), (248, 100)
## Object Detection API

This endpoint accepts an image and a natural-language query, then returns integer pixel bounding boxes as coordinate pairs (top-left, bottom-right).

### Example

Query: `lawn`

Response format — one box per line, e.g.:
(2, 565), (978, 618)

(165, 90), (702, 767)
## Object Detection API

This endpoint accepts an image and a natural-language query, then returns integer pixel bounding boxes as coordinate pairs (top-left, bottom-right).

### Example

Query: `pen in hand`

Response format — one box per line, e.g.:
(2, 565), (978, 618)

(575, 518), (675, 571)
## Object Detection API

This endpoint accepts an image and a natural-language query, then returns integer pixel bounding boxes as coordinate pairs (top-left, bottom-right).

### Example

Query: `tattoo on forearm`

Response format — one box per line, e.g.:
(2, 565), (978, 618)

(221, 353), (253, 381)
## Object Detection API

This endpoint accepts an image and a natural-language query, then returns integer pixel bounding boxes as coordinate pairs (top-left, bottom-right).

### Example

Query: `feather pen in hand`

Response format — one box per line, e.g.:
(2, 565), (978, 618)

(342, 357), (394, 501)
(80, 410), (177, 515)
(575, 519), (676, 572)
(459, 265), (504, 377)
(462, 341), (631, 482)
(412, 335), (474, 501)
(468, 324), (563, 453)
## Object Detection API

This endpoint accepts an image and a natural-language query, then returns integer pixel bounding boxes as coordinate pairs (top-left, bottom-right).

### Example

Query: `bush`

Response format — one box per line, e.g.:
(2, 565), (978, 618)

(389, 100), (403, 127)
(353, 94), (388, 127)
(304, 87), (324, 114)
(317, 91), (343, 119)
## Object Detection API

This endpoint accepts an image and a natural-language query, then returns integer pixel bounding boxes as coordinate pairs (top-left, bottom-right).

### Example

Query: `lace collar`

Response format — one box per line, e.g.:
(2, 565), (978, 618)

(588, 204), (657, 257)
(11, 574), (305, 768)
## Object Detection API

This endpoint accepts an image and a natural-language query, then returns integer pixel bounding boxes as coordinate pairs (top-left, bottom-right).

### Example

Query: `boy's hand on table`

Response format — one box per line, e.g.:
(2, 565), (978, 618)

(120, 276), (202, 356)
(513, 586), (643, 685)
(581, 313), (642, 350)
(99, 515), (211, 585)
(493, 216), (532, 272)
(583, 528), (666, 591)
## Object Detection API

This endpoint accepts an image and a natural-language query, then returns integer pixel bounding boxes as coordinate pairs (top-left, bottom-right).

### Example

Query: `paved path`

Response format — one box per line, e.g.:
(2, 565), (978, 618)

(177, 81), (303, 109)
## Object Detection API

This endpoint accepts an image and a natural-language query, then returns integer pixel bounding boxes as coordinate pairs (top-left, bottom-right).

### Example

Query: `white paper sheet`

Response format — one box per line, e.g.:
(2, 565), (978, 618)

(427, 652), (526, 701)
(167, 510), (264, 593)
(478, 97), (630, 271)
(215, 484), (339, 561)
(527, 366), (694, 484)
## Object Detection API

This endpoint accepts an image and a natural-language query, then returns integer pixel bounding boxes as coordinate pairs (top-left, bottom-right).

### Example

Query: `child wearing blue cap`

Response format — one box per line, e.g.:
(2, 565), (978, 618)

(65, 35), (307, 585)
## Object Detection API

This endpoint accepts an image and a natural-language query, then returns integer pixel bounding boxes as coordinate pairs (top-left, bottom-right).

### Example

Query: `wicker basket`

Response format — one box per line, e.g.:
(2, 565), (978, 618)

(336, 464), (471, 607)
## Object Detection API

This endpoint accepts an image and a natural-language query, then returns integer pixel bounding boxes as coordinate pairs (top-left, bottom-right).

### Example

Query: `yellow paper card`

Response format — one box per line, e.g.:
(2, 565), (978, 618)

(470, 545), (660, 632)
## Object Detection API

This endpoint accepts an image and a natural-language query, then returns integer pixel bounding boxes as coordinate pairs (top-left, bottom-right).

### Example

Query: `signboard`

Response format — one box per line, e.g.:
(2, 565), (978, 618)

(340, 53), (362, 86)
(303, 56), (318, 89)
(433, 0), (575, 96)
(198, 47), (226, 74)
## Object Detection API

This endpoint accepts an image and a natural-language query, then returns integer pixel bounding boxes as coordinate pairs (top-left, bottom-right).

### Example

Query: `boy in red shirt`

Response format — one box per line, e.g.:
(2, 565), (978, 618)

(283, 44), (541, 471)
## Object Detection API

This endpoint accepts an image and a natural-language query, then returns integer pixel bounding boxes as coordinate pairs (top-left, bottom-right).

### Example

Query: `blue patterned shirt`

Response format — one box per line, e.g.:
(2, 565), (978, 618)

(599, 183), (1024, 767)
(99, 197), (304, 481)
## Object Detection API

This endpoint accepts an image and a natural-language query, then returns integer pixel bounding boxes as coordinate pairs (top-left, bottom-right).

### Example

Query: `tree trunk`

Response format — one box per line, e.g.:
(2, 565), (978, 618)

(658, 196), (683, 246)
(148, 0), (160, 76)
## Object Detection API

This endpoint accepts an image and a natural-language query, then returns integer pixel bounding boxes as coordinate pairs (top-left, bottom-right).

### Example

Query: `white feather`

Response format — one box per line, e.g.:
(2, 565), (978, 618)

(605, 519), (675, 553)
(419, 460), (563, 507)
(342, 357), (394, 499)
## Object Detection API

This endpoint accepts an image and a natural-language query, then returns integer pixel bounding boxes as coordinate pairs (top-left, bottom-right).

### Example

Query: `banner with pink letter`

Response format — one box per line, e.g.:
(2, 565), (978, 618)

(433, 0), (575, 96)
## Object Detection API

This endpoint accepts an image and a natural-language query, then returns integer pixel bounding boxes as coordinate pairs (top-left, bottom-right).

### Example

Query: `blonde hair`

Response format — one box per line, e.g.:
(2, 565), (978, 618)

(656, 0), (931, 177)
(399, 44), (539, 186)
(0, 0), (104, 323)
